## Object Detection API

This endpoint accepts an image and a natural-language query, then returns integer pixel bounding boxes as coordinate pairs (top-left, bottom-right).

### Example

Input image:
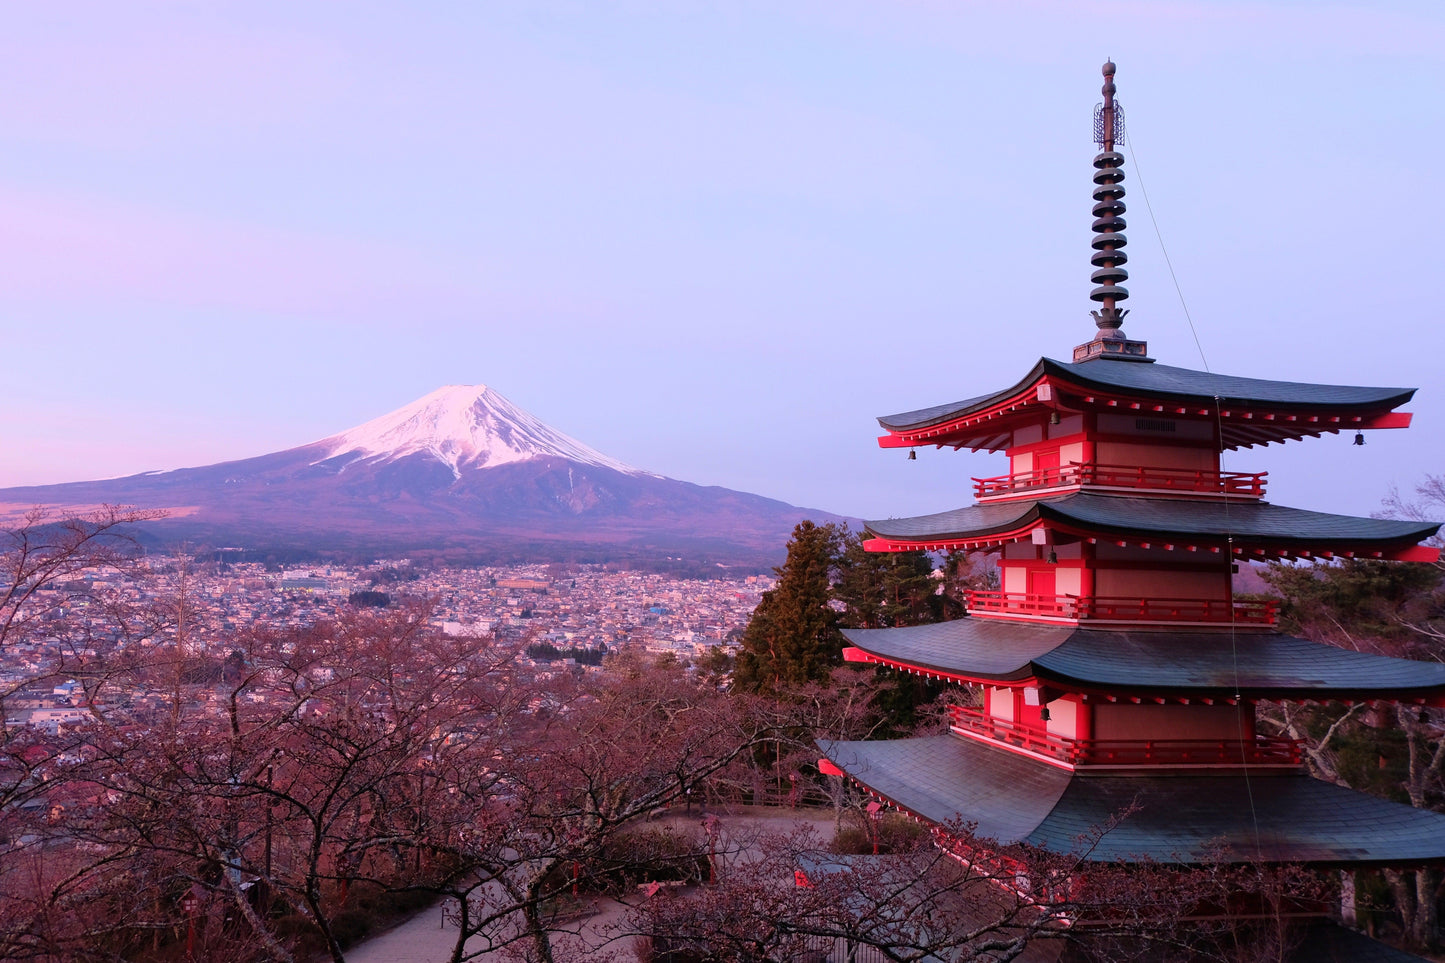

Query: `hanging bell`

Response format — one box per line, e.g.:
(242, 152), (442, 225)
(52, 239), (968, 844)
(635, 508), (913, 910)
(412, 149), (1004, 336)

(1353, 431), (1365, 446)
(908, 449), (917, 461)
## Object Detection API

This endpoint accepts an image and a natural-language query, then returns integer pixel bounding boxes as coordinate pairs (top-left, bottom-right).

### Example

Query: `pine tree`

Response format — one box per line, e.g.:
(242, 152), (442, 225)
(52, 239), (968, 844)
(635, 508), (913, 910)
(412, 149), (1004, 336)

(835, 531), (942, 629)
(832, 530), (949, 733)
(735, 521), (844, 696)
(833, 531), (890, 629)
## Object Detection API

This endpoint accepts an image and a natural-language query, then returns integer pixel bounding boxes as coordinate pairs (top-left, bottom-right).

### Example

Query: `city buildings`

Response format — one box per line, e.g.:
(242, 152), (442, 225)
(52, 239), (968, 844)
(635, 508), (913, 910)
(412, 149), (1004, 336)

(1, 559), (767, 733)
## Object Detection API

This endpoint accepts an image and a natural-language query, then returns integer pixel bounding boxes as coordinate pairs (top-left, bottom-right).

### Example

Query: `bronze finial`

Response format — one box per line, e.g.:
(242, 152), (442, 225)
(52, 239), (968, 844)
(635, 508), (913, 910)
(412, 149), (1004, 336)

(1099, 60), (1118, 150)
(1075, 61), (1150, 363)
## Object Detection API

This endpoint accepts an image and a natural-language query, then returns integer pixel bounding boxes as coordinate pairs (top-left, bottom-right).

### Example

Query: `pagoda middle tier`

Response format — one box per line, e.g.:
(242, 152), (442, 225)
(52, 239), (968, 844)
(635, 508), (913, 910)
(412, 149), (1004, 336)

(866, 492), (1437, 629)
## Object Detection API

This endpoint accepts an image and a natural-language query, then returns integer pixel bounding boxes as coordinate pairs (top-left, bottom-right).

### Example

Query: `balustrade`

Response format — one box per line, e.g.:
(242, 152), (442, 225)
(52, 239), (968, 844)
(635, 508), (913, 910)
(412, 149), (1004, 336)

(972, 463), (1266, 499)
(965, 591), (1277, 626)
(948, 705), (1301, 768)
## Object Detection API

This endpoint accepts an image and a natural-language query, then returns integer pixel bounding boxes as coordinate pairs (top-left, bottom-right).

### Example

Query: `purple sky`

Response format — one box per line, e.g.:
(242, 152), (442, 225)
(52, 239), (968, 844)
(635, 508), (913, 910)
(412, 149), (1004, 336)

(4, 2), (1444, 521)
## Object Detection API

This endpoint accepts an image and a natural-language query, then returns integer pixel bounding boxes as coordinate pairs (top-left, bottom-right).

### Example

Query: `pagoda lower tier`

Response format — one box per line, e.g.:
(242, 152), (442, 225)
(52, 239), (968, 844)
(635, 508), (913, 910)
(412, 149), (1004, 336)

(818, 734), (1445, 868)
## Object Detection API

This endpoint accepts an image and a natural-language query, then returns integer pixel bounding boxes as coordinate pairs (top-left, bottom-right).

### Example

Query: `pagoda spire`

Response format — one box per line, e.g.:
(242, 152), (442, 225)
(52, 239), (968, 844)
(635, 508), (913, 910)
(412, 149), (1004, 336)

(1074, 60), (1150, 363)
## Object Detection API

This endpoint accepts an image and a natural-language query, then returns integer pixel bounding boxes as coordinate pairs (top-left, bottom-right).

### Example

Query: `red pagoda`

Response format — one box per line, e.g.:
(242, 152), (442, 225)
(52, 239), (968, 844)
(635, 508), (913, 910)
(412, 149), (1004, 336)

(819, 62), (1445, 885)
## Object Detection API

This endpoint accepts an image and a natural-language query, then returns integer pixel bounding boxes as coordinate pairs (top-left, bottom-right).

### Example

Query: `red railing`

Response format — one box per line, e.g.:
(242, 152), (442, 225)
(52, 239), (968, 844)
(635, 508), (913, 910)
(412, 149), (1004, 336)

(949, 706), (1301, 768)
(1081, 738), (1302, 767)
(1083, 596), (1278, 624)
(972, 463), (1267, 499)
(950, 706), (1075, 758)
(964, 591), (1081, 619)
(965, 591), (1278, 626)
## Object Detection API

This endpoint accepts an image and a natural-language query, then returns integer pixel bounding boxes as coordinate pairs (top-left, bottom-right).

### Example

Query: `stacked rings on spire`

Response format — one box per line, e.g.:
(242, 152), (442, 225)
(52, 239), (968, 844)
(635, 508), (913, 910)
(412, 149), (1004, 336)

(1089, 150), (1129, 309)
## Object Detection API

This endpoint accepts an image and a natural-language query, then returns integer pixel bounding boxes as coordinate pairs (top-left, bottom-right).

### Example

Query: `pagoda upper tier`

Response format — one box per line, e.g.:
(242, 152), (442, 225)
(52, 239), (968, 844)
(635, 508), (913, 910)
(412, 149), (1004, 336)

(877, 356), (1415, 453)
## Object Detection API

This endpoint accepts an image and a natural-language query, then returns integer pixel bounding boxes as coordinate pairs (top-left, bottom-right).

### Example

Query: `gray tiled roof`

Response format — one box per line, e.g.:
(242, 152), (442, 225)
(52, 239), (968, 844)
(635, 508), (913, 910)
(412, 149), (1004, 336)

(818, 735), (1445, 866)
(1036, 629), (1445, 695)
(841, 621), (1445, 696)
(1035, 771), (1445, 865)
(865, 492), (1439, 547)
(878, 358), (1416, 431)
(817, 735), (1072, 839)
(843, 619), (1073, 680)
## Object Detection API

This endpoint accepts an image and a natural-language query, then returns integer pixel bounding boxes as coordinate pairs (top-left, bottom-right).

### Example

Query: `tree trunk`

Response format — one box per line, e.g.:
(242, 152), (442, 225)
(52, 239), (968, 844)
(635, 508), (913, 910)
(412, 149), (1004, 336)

(1385, 869), (1417, 947)
(522, 889), (555, 963)
(448, 895), (470, 963)
(225, 874), (295, 963)
(1415, 867), (1439, 949)
(1340, 871), (1357, 927)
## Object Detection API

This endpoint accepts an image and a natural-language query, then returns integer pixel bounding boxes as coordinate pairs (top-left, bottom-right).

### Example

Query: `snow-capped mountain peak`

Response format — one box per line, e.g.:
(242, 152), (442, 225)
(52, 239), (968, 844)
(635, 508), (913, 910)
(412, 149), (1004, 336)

(315, 385), (648, 477)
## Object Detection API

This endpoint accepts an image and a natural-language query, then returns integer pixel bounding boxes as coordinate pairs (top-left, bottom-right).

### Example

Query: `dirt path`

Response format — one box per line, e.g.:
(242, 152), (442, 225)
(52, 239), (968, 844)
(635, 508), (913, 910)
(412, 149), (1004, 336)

(345, 806), (839, 963)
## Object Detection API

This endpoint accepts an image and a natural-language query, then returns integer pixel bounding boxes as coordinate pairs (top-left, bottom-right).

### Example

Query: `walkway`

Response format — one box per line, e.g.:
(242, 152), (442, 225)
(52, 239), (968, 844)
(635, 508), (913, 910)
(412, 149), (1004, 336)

(346, 806), (840, 963)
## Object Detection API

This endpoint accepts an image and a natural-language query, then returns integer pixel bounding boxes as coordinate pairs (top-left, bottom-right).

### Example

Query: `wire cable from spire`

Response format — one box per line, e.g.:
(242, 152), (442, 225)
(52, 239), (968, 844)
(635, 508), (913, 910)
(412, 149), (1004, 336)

(1125, 137), (1211, 373)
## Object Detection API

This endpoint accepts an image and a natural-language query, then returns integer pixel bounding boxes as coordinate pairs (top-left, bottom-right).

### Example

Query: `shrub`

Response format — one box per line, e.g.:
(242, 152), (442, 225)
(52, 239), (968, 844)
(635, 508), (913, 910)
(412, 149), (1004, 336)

(585, 826), (708, 893)
(831, 813), (928, 855)
(330, 909), (373, 948)
(270, 915), (326, 957)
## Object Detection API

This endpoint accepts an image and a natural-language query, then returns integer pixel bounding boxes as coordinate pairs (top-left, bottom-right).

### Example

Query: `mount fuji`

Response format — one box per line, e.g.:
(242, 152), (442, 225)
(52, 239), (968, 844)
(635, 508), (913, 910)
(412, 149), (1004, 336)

(1, 386), (840, 566)
(314, 385), (650, 480)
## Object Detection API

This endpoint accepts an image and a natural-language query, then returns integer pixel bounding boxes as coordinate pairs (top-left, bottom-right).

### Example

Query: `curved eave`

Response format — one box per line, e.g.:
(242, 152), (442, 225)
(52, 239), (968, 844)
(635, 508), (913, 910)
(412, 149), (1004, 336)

(842, 622), (1445, 703)
(818, 735), (1071, 843)
(864, 499), (1044, 552)
(841, 619), (1072, 683)
(878, 359), (1052, 432)
(819, 735), (1445, 867)
(863, 494), (1441, 561)
(877, 358), (1417, 451)
(877, 360), (1055, 452)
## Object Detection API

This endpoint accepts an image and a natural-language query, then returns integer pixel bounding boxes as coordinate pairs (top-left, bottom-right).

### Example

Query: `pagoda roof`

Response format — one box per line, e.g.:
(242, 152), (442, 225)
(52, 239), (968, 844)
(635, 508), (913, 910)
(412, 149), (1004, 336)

(864, 492), (1439, 558)
(818, 735), (1445, 866)
(841, 620), (1445, 700)
(880, 357), (1415, 431)
(877, 358), (1415, 450)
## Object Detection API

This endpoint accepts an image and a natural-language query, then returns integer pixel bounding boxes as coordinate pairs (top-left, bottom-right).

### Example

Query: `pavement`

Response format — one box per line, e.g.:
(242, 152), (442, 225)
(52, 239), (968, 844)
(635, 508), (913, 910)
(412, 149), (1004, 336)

(345, 805), (840, 963)
(343, 893), (635, 963)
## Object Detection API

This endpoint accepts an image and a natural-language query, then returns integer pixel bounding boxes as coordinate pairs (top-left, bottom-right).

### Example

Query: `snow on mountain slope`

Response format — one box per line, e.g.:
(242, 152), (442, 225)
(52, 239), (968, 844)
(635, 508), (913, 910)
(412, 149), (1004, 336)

(315, 385), (651, 478)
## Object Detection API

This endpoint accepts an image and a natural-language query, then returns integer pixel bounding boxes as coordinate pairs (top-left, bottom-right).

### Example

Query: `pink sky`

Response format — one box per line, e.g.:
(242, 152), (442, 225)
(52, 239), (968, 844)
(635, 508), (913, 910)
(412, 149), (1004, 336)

(3, 1), (1443, 520)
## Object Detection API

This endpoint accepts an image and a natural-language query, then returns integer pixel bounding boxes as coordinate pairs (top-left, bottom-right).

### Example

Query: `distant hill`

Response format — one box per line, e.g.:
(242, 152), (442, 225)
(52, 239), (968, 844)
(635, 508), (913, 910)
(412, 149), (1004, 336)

(0, 385), (844, 569)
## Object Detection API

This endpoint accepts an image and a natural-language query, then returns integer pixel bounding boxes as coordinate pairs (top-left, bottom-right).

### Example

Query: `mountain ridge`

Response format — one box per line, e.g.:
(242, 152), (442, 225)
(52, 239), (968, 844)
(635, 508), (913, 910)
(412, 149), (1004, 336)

(1, 386), (842, 566)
